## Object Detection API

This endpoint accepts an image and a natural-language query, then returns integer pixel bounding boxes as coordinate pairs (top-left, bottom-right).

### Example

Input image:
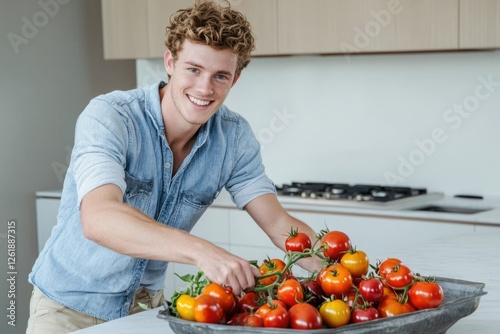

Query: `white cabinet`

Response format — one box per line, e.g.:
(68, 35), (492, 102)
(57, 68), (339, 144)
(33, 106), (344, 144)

(35, 192), (61, 254)
(163, 207), (231, 298)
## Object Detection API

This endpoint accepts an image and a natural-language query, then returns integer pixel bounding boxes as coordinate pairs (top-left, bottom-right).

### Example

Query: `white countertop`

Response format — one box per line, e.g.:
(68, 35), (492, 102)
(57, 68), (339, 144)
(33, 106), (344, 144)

(71, 232), (499, 334)
(36, 189), (500, 225)
(213, 190), (500, 226)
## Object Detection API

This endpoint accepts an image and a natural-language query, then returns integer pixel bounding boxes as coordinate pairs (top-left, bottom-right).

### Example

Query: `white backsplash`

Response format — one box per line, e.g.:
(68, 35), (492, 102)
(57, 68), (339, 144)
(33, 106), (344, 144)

(136, 50), (500, 198)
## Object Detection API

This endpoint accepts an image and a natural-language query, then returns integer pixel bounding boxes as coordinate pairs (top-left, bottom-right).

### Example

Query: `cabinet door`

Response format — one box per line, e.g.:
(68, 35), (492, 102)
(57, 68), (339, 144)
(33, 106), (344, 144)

(277, 0), (458, 54)
(101, 0), (150, 59)
(148, 0), (194, 58)
(224, 0), (278, 55)
(460, 0), (500, 48)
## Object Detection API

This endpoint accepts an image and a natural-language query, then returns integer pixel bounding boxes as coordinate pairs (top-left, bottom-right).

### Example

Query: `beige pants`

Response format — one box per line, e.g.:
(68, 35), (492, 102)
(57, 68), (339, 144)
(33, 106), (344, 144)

(26, 287), (164, 334)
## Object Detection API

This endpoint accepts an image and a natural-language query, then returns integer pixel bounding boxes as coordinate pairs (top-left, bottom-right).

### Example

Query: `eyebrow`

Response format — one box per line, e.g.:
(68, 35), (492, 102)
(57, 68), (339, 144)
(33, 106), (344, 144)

(185, 61), (234, 78)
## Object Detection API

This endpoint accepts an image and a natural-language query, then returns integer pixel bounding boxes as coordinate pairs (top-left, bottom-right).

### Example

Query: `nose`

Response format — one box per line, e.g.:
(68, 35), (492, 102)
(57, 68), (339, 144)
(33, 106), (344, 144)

(196, 75), (214, 96)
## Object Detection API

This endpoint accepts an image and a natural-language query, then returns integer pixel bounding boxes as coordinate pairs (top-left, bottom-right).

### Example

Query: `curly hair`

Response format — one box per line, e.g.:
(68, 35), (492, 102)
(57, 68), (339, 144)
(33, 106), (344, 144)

(165, 0), (255, 74)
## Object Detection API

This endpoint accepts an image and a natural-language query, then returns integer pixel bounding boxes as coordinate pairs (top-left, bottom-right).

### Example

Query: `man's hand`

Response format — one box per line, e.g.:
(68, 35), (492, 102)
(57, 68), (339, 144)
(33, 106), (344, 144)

(195, 245), (261, 295)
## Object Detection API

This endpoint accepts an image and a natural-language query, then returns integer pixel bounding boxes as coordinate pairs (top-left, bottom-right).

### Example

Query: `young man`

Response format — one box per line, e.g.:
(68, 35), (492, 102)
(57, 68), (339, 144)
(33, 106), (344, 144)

(27, 1), (320, 332)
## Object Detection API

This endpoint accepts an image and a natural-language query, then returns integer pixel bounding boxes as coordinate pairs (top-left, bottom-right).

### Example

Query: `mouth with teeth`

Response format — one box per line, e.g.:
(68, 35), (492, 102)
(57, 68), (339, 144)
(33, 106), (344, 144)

(188, 95), (211, 106)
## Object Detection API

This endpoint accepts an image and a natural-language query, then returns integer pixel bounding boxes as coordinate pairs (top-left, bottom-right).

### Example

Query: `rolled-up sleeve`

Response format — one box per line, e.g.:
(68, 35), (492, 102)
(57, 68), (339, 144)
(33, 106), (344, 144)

(225, 118), (276, 209)
(72, 98), (129, 207)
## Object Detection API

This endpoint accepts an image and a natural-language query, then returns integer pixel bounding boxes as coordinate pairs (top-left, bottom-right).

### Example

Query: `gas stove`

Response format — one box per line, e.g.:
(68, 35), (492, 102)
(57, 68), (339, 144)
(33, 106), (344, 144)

(276, 182), (443, 210)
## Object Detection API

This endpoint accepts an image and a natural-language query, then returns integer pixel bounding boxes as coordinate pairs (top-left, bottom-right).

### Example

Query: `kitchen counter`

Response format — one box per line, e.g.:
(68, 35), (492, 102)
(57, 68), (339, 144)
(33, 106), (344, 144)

(213, 190), (500, 226)
(36, 189), (500, 226)
(71, 232), (499, 334)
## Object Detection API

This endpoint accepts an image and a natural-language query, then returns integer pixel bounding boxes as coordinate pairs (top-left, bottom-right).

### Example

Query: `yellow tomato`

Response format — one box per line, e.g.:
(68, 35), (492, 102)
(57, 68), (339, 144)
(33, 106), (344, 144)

(319, 299), (351, 328)
(176, 294), (195, 321)
(340, 248), (369, 278)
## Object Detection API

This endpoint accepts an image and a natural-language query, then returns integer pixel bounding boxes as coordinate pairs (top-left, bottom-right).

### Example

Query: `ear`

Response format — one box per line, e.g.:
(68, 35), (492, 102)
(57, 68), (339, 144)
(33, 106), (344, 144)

(231, 72), (241, 87)
(164, 50), (175, 76)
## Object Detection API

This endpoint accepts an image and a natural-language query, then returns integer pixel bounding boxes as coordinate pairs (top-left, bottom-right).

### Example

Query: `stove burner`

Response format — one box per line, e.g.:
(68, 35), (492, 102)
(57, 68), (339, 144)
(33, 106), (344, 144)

(276, 182), (427, 203)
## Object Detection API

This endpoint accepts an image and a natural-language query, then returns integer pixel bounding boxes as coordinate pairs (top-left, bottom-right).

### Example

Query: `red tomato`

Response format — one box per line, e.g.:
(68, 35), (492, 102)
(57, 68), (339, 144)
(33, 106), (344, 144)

(351, 306), (380, 324)
(228, 313), (263, 327)
(318, 263), (353, 298)
(256, 300), (287, 319)
(236, 291), (259, 314)
(377, 296), (416, 318)
(408, 281), (444, 310)
(285, 228), (312, 252)
(277, 279), (304, 307)
(288, 303), (323, 329)
(261, 305), (289, 328)
(377, 258), (402, 279)
(202, 282), (236, 317)
(193, 294), (225, 324)
(340, 248), (369, 278)
(358, 277), (384, 303)
(385, 264), (414, 289)
(227, 313), (246, 326)
(321, 230), (351, 261)
(258, 258), (287, 286)
(345, 290), (364, 308)
(243, 314), (263, 327)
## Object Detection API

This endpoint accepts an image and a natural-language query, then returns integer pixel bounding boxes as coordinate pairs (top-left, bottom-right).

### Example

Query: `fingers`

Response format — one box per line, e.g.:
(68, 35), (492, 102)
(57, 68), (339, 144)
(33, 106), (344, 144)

(201, 257), (256, 295)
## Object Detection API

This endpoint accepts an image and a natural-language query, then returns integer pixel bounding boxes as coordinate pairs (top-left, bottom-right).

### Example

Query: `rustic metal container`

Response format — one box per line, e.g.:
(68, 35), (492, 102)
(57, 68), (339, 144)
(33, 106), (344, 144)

(158, 277), (486, 334)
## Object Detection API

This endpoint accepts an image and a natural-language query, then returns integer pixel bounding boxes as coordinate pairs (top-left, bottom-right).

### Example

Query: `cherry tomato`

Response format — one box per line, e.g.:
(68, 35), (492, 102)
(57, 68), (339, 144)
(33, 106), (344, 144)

(318, 263), (353, 298)
(193, 294), (225, 324)
(261, 304), (289, 328)
(301, 279), (324, 307)
(277, 279), (304, 307)
(236, 291), (259, 314)
(377, 258), (402, 279)
(243, 314), (264, 327)
(285, 228), (312, 252)
(351, 306), (380, 324)
(321, 230), (351, 261)
(345, 290), (364, 308)
(377, 295), (416, 318)
(202, 282), (236, 316)
(358, 277), (384, 303)
(258, 258), (287, 286)
(340, 247), (369, 278)
(288, 303), (323, 329)
(256, 300), (287, 319)
(319, 299), (351, 328)
(175, 294), (195, 321)
(385, 264), (414, 289)
(408, 281), (444, 310)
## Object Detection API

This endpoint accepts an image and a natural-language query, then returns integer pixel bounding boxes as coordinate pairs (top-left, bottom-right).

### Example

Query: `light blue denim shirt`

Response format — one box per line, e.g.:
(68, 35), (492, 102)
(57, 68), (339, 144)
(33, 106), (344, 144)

(29, 82), (276, 321)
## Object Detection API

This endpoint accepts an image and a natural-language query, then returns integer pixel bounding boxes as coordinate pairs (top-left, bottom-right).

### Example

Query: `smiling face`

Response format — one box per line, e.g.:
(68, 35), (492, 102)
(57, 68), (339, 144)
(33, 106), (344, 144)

(162, 40), (240, 131)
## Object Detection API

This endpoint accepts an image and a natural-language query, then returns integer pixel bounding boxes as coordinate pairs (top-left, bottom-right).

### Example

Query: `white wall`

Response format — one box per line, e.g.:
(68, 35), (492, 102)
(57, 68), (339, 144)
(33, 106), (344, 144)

(0, 1), (136, 333)
(137, 50), (500, 199)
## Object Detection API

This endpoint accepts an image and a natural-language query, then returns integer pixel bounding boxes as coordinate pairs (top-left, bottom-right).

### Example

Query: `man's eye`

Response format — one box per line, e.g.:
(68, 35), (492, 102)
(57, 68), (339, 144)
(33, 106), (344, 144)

(216, 74), (228, 80)
(188, 68), (199, 73)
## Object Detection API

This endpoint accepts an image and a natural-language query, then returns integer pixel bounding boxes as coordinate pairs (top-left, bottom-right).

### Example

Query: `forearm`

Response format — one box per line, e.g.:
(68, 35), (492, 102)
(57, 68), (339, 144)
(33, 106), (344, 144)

(245, 194), (323, 273)
(80, 184), (259, 294)
(80, 184), (208, 265)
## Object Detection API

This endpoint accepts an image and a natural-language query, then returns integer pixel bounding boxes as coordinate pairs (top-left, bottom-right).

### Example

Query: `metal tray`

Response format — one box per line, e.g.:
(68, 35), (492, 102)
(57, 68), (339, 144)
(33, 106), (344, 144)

(157, 277), (486, 334)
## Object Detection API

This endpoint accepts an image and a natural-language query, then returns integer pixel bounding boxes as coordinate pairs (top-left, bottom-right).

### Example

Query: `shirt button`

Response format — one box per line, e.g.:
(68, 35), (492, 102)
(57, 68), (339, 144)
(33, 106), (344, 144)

(164, 162), (171, 169)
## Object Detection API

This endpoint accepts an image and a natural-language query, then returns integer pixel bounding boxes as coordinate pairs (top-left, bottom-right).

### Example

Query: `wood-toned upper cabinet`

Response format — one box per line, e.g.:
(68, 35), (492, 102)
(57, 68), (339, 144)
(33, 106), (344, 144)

(460, 0), (500, 48)
(222, 0), (278, 55)
(147, 0), (193, 58)
(101, 0), (277, 59)
(101, 0), (150, 59)
(277, 0), (458, 54)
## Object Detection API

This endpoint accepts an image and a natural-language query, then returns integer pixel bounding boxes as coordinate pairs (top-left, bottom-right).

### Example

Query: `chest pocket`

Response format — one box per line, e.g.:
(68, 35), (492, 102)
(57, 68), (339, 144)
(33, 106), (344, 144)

(124, 172), (154, 213)
(171, 191), (217, 232)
